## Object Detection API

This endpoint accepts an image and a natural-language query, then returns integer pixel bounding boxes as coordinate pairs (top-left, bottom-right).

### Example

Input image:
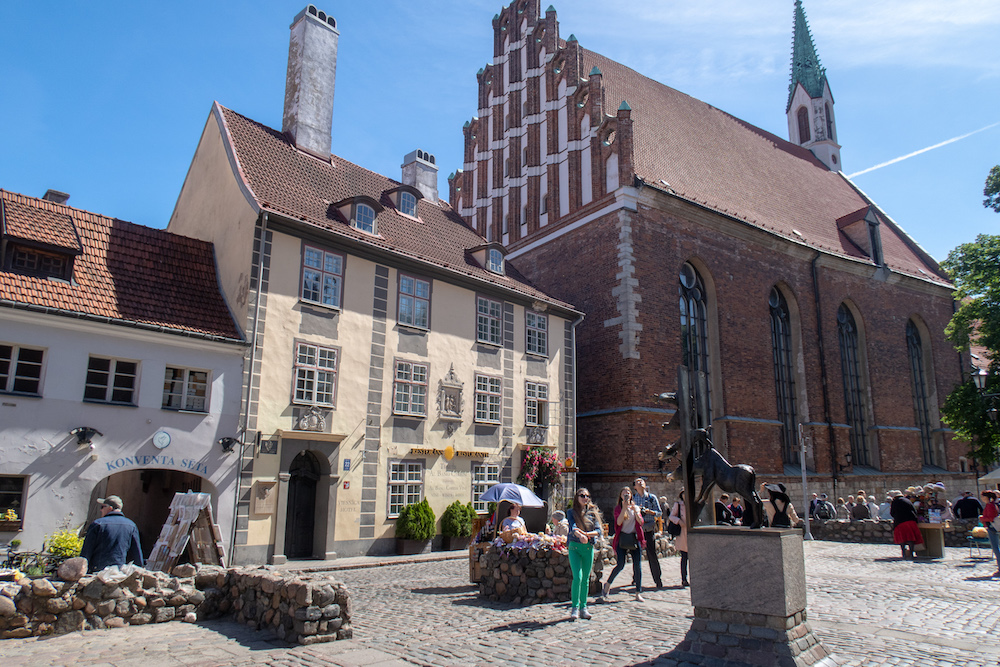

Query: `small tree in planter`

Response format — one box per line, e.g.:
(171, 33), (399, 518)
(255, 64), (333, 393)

(441, 501), (475, 550)
(395, 499), (436, 555)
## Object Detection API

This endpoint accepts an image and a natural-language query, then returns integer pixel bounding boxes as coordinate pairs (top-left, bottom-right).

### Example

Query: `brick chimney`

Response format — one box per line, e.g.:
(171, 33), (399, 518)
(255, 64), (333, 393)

(282, 5), (339, 159)
(401, 149), (439, 203)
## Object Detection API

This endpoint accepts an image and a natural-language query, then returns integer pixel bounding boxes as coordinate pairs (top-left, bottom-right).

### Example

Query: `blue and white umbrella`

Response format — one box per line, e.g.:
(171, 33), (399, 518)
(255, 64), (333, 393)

(479, 482), (545, 507)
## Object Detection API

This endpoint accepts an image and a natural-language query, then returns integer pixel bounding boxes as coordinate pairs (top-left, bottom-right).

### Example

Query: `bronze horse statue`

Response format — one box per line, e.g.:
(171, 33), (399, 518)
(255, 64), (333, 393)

(660, 429), (765, 529)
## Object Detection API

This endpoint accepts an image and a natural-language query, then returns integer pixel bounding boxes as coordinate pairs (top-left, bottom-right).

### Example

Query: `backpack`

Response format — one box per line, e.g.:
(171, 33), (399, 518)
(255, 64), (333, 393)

(816, 502), (834, 520)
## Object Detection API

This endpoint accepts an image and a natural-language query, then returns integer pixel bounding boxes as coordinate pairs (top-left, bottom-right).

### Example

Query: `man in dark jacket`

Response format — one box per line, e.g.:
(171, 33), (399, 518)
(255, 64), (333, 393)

(80, 495), (144, 573)
(953, 491), (984, 519)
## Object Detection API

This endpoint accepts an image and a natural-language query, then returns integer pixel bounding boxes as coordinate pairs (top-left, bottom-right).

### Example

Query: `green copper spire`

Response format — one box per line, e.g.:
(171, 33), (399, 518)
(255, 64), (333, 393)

(786, 0), (827, 111)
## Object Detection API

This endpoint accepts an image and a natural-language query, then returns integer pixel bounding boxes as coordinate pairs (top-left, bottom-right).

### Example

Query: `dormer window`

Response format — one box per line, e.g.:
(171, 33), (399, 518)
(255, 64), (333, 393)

(355, 204), (376, 234)
(1, 199), (82, 282)
(488, 248), (504, 274)
(8, 245), (69, 280)
(867, 218), (884, 266)
(399, 191), (417, 217)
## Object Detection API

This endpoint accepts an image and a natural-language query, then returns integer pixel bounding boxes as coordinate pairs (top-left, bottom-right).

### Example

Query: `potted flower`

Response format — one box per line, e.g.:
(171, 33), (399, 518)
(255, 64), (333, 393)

(395, 499), (436, 555)
(441, 501), (475, 551)
(0, 509), (21, 533)
(517, 447), (562, 498)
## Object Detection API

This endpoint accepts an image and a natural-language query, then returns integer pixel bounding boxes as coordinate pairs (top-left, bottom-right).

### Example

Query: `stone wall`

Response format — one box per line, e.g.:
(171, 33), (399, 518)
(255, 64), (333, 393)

(0, 560), (351, 644)
(800, 518), (980, 548)
(478, 545), (606, 604)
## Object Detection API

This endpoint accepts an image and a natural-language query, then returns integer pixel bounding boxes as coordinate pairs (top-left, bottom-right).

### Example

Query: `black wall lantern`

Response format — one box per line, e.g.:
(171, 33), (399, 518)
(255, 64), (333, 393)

(218, 437), (239, 454)
(70, 426), (102, 446)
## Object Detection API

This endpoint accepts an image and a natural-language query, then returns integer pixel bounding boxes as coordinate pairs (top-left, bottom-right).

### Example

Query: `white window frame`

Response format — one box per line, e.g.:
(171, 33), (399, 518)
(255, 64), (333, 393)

(354, 203), (377, 234)
(487, 248), (504, 274)
(388, 460), (424, 517)
(477, 296), (502, 345)
(84, 356), (139, 405)
(394, 360), (428, 416)
(293, 342), (339, 407)
(475, 373), (502, 424)
(526, 381), (548, 427)
(399, 191), (418, 217)
(0, 343), (44, 395)
(398, 274), (431, 330)
(0, 475), (28, 527)
(472, 463), (500, 513)
(526, 312), (548, 356)
(301, 244), (344, 309)
(162, 367), (210, 412)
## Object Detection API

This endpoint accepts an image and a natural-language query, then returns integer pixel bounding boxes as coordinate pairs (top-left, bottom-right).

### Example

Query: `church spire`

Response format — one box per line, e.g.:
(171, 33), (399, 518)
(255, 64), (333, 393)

(785, 0), (841, 171)
(786, 0), (826, 112)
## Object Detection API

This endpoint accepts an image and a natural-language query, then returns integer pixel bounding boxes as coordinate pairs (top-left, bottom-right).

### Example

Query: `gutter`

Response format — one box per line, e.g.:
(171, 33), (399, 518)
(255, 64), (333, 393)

(0, 299), (245, 345)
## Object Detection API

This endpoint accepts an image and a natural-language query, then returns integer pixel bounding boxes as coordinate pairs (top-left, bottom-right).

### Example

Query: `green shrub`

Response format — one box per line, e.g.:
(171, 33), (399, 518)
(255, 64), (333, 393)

(45, 528), (83, 559)
(396, 499), (436, 541)
(441, 500), (474, 538)
(9, 539), (21, 550)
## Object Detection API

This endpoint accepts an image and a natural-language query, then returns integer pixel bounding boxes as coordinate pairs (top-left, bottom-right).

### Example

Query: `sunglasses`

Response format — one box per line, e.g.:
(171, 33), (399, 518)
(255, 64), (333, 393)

(577, 493), (590, 498)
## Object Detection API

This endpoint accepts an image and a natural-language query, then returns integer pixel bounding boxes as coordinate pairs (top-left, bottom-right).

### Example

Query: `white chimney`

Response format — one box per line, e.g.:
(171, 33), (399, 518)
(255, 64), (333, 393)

(401, 149), (439, 203)
(282, 5), (339, 159)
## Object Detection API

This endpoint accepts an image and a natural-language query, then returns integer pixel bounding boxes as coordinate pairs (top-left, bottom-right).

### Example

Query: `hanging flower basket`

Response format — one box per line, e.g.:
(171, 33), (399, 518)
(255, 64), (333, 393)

(517, 447), (562, 490)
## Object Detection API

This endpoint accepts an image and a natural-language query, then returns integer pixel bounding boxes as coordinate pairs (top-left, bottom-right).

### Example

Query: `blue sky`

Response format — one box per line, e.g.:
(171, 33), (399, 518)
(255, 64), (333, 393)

(1, 1), (997, 262)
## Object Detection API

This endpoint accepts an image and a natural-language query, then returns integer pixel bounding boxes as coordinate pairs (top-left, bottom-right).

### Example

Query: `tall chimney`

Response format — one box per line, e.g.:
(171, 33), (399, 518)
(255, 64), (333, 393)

(282, 5), (339, 159)
(401, 150), (439, 203)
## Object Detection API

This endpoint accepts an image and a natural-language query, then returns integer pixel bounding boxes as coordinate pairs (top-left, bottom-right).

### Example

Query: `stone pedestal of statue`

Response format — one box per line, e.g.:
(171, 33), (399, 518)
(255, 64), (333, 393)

(668, 526), (838, 666)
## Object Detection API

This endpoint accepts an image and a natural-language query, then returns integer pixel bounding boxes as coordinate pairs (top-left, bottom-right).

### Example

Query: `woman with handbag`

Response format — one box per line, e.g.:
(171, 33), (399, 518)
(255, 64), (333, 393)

(668, 489), (689, 587)
(566, 488), (603, 620)
(601, 486), (645, 602)
(981, 490), (1000, 576)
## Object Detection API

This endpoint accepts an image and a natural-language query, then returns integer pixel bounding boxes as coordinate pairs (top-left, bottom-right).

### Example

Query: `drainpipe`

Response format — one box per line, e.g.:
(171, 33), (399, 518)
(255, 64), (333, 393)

(811, 253), (838, 492)
(231, 211), (268, 564)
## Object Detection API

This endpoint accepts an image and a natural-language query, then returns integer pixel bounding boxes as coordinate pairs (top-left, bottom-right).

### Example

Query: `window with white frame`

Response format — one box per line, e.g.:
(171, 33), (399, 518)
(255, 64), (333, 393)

(399, 191), (417, 217)
(293, 342), (338, 407)
(0, 475), (28, 526)
(475, 374), (502, 423)
(526, 381), (548, 426)
(0, 344), (44, 395)
(301, 245), (344, 308)
(472, 463), (500, 512)
(388, 460), (424, 517)
(487, 249), (504, 274)
(84, 356), (138, 405)
(394, 361), (428, 416)
(398, 274), (430, 329)
(162, 367), (209, 412)
(354, 203), (377, 234)
(477, 296), (502, 345)
(526, 312), (547, 356)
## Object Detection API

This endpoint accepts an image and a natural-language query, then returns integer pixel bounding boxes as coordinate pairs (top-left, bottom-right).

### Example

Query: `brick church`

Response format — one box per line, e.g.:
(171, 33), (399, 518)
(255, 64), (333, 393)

(449, 0), (968, 503)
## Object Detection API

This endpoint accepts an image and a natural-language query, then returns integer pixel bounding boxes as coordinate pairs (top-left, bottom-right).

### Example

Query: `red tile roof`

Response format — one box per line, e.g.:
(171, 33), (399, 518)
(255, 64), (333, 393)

(0, 190), (243, 340)
(216, 105), (576, 312)
(581, 48), (950, 285)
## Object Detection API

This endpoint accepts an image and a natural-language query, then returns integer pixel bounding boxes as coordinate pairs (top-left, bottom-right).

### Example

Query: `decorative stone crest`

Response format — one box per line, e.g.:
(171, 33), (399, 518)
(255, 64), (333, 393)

(526, 427), (547, 445)
(296, 406), (327, 432)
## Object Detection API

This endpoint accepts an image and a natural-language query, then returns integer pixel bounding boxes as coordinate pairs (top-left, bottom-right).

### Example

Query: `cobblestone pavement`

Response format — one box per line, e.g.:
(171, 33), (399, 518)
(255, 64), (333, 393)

(4, 540), (998, 666)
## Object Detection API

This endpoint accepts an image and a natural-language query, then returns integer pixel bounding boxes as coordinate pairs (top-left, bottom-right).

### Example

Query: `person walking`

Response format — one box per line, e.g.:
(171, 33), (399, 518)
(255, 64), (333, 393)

(889, 490), (923, 560)
(80, 495), (144, 573)
(601, 486), (645, 602)
(633, 477), (663, 589)
(668, 490), (689, 587)
(566, 488), (603, 620)
(981, 490), (1000, 577)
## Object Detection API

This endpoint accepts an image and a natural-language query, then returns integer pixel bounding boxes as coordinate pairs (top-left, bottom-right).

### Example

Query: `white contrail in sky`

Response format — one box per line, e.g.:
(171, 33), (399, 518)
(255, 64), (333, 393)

(847, 121), (1000, 178)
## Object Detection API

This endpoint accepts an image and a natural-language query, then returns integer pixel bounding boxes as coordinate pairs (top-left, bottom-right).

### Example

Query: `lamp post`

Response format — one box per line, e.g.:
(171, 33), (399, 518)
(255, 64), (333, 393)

(971, 365), (998, 489)
(798, 422), (813, 541)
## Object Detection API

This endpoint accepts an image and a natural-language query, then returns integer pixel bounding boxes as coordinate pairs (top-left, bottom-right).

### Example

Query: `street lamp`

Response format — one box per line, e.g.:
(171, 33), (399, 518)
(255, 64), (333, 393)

(971, 365), (999, 423)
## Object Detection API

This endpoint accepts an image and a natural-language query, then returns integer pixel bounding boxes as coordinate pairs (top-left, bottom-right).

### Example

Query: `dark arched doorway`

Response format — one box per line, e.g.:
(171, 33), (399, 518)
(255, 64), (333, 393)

(284, 451), (319, 559)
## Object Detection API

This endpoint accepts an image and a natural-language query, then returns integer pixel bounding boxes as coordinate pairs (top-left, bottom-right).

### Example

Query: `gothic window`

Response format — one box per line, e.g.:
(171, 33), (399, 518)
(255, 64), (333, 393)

(837, 304), (872, 467)
(769, 287), (798, 465)
(797, 106), (810, 144)
(679, 262), (711, 429)
(907, 320), (936, 467)
(825, 103), (834, 142)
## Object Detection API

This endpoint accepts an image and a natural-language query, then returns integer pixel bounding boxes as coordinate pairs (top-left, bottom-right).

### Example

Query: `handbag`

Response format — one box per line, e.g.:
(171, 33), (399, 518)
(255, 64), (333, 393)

(667, 520), (681, 537)
(619, 531), (639, 551)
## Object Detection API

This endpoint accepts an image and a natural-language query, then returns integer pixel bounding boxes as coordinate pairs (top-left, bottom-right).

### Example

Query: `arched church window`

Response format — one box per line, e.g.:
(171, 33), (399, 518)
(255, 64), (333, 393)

(797, 106), (810, 144)
(825, 103), (834, 142)
(679, 262), (712, 429)
(837, 304), (871, 467)
(907, 320), (936, 467)
(770, 287), (799, 465)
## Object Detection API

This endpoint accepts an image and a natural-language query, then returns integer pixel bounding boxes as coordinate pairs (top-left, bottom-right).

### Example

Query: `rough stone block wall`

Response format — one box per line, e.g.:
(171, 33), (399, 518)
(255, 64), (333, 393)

(0, 563), (351, 645)
(478, 546), (605, 604)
